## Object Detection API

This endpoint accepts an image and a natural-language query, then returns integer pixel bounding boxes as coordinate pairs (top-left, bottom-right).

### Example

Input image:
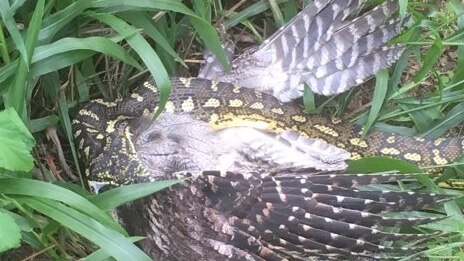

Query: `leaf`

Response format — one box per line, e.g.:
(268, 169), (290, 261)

(91, 179), (181, 211)
(91, 0), (229, 71)
(4, 0), (44, 118)
(83, 236), (145, 261)
(20, 197), (151, 261)
(88, 12), (171, 118)
(346, 156), (424, 174)
(38, 0), (93, 43)
(0, 0), (28, 65)
(31, 50), (95, 78)
(413, 38), (443, 83)
(224, 0), (288, 29)
(303, 85), (316, 113)
(29, 115), (60, 133)
(422, 102), (464, 138)
(0, 178), (125, 234)
(118, 12), (186, 67)
(32, 37), (142, 70)
(0, 108), (35, 172)
(0, 211), (21, 252)
(363, 69), (389, 136)
(448, 0), (464, 88)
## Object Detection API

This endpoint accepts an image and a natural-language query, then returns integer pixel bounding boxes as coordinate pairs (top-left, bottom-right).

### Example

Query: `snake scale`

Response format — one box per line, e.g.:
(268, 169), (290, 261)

(73, 77), (463, 186)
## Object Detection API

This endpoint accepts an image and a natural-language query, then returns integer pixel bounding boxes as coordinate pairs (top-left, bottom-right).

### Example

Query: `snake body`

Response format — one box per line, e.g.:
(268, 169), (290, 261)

(73, 77), (463, 186)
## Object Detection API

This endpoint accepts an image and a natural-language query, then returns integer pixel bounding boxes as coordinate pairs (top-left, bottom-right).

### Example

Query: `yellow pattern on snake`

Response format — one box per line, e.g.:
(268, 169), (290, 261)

(72, 78), (463, 187)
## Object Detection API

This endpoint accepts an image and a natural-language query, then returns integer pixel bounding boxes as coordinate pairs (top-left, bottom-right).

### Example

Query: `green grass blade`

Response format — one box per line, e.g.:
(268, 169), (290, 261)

(346, 157), (423, 174)
(83, 236), (145, 261)
(268, 0), (285, 27)
(189, 16), (230, 71)
(449, 0), (464, 87)
(0, 178), (126, 235)
(303, 85), (316, 113)
(31, 50), (95, 78)
(0, 60), (18, 93)
(422, 102), (464, 138)
(0, 0), (28, 65)
(38, 0), (93, 43)
(399, 0), (408, 18)
(92, 0), (189, 10)
(118, 12), (186, 67)
(362, 69), (388, 136)
(4, 0), (44, 119)
(89, 12), (171, 117)
(58, 91), (85, 188)
(32, 36), (142, 70)
(20, 197), (151, 261)
(413, 38), (443, 83)
(75, 67), (90, 102)
(224, 0), (288, 29)
(91, 0), (228, 70)
(91, 179), (181, 211)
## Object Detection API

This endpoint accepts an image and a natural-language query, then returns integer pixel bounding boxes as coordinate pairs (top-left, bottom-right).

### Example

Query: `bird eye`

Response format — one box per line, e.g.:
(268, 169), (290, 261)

(168, 134), (183, 143)
(146, 131), (162, 142)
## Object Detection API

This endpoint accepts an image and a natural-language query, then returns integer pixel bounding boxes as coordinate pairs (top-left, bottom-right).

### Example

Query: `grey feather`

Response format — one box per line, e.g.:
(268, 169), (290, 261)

(202, 0), (407, 101)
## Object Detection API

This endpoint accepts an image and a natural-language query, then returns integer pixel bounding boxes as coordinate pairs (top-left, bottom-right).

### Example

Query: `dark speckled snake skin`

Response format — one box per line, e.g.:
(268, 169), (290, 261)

(73, 78), (463, 186)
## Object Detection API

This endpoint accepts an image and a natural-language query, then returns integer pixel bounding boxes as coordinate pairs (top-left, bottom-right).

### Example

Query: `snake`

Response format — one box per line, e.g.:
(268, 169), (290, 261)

(72, 77), (464, 187)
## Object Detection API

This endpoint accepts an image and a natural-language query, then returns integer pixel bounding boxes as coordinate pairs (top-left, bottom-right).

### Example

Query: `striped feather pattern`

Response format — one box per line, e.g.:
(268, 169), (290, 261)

(212, 0), (407, 101)
(168, 170), (452, 260)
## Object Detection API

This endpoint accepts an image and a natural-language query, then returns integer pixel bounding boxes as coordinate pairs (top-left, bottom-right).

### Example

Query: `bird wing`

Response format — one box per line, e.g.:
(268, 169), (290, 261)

(175, 170), (451, 260)
(211, 0), (407, 102)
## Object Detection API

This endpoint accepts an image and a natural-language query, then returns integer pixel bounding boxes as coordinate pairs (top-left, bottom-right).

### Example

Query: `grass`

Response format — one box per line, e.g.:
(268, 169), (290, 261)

(0, 0), (463, 260)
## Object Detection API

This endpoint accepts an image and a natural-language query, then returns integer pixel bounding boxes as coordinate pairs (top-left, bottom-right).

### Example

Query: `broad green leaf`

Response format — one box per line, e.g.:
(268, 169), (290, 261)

(0, 108), (35, 172)
(346, 156), (423, 174)
(20, 197), (151, 261)
(0, 211), (21, 252)
(91, 179), (181, 211)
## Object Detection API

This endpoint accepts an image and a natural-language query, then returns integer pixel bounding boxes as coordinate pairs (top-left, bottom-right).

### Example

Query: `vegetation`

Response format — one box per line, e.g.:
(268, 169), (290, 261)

(0, 0), (463, 260)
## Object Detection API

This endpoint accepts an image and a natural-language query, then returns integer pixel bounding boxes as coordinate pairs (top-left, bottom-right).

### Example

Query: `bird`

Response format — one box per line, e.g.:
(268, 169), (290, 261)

(114, 113), (452, 260)
(72, 0), (457, 260)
